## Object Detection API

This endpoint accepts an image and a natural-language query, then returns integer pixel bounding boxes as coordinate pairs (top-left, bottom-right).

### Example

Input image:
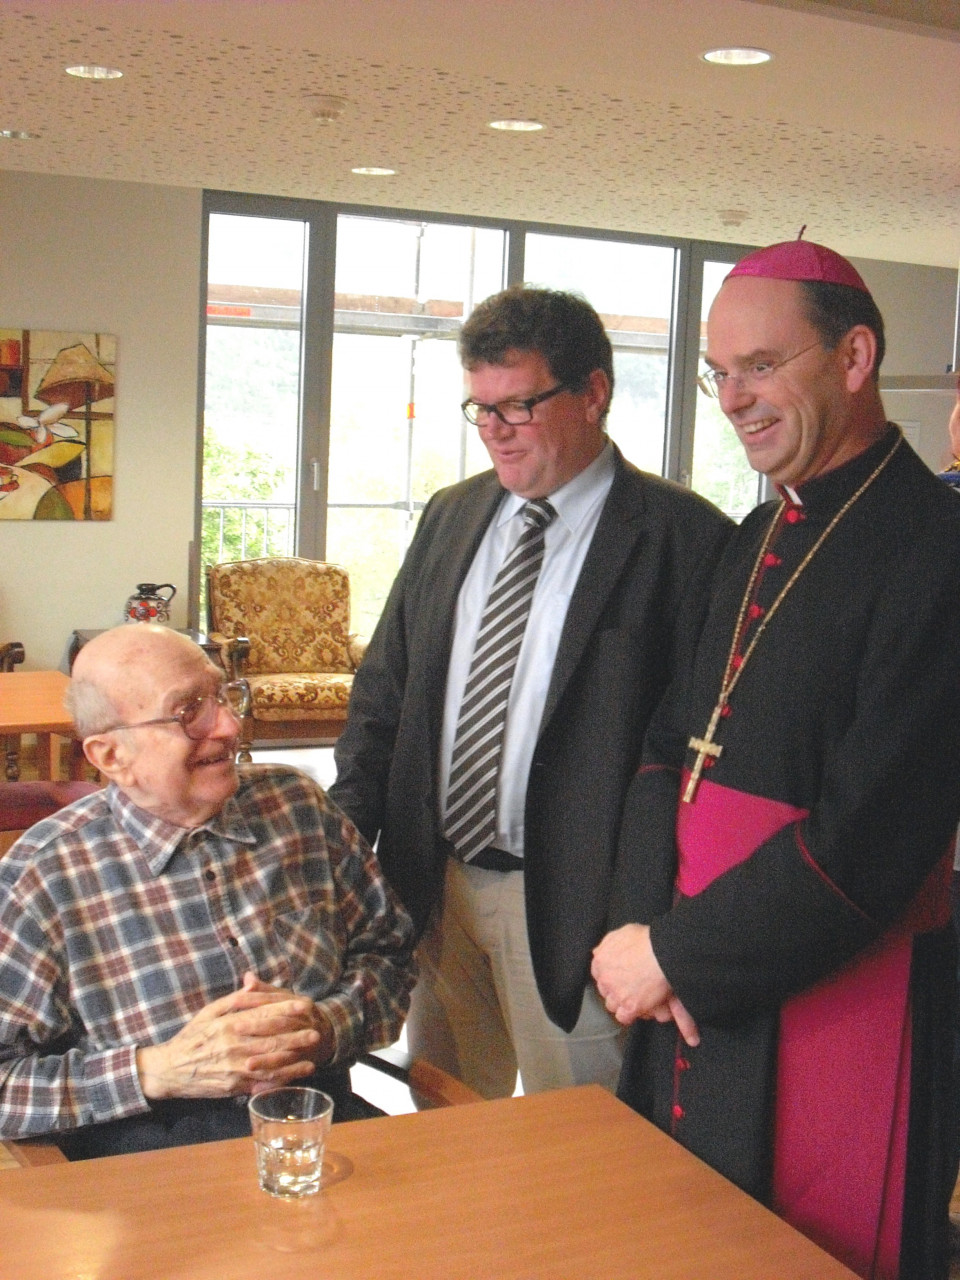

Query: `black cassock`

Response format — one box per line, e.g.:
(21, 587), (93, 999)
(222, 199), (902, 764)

(612, 428), (960, 1280)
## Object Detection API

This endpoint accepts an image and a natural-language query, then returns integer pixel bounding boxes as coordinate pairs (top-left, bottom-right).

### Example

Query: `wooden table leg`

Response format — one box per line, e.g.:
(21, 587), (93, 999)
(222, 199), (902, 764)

(34, 733), (53, 781)
(3, 734), (20, 782)
(67, 737), (87, 781)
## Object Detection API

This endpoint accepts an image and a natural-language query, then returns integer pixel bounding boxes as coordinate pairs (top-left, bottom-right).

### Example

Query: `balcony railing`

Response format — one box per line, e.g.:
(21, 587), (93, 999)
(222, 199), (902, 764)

(201, 500), (296, 563)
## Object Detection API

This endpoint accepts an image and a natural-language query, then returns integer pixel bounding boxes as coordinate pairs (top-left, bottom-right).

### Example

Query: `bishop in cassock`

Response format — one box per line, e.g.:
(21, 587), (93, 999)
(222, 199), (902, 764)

(592, 239), (960, 1280)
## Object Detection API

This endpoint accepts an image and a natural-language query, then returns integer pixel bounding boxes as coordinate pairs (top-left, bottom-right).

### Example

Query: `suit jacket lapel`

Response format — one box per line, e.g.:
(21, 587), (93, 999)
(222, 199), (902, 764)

(540, 451), (647, 730)
(421, 474), (504, 740)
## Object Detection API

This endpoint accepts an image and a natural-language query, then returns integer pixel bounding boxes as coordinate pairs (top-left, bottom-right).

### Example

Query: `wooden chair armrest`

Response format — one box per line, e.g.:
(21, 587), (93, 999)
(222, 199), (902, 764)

(358, 1048), (482, 1107)
(0, 642), (25, 673)
(207, 633), (251, 682)
(347, 633), (368, 670)
(0, 1136), (68, 1168)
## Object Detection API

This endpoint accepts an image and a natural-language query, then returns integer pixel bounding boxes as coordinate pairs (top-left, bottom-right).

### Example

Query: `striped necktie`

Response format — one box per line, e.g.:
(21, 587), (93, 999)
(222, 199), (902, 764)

(444, 498), (557, 863)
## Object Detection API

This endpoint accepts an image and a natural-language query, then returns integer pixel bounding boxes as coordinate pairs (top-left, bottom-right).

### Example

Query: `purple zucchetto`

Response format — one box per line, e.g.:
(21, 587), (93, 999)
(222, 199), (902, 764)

(727, 238), (870, 294)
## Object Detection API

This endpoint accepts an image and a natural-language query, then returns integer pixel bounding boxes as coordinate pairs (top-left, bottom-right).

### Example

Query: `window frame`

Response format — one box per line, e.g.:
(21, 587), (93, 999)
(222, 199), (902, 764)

(193, 191), (755, 627)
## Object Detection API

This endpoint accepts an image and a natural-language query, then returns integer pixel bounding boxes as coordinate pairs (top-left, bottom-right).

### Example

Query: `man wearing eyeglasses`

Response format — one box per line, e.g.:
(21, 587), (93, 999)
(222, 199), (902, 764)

(331, 284), (731, 1100)
(593, 241), (960, 1279)
(0, 625), (415, 1157)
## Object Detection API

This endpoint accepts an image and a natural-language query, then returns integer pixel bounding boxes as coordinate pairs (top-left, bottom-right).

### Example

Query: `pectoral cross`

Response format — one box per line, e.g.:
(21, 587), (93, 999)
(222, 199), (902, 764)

(682, 700), (725, 804)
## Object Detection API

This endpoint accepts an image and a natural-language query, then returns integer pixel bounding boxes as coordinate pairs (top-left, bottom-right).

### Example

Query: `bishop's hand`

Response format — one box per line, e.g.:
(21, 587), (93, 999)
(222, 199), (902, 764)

(591, 923), (700, 1047)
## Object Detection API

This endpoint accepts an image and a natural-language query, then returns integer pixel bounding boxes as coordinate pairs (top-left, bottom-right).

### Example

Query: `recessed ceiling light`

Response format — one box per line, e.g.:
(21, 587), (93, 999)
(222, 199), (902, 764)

(307, 94), (347, 124)
(65, 64), (123, 80)
(702, 47), (772, 66)
(351, 166), (396, 176)
(489, 119), (544, 132)
(0, 129), (38, 140)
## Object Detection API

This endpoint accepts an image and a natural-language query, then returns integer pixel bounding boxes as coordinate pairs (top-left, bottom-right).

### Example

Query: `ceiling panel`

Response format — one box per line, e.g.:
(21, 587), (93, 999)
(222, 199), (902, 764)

(0, 0), (957, 265)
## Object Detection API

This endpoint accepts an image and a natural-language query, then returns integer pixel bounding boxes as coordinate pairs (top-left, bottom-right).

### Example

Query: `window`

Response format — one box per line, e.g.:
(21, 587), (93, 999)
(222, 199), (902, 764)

(523, 232), (676, 475)
(196, 195), (760, 631)
(326, 216), (507, 635)
(200, 213), (305, 617)
(689, 259), (763, 521)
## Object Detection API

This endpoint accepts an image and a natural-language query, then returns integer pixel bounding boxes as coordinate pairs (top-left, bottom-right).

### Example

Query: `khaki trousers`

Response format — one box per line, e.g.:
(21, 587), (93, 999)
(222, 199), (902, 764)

(406, 858), (625, 1099)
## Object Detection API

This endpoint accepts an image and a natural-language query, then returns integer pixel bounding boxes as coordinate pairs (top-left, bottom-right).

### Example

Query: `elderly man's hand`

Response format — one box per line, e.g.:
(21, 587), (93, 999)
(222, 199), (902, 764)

(136, 972), (336, 1100)
(591, 924), (700, 1047)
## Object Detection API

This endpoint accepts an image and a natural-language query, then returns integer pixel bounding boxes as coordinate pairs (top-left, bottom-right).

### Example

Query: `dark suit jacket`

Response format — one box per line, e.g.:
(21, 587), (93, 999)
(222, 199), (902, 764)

(330, 445), (732, 1030)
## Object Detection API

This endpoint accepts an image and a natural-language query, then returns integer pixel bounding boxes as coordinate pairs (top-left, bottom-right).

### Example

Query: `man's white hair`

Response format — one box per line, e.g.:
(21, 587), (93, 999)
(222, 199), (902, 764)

(66, 678), (122, 739)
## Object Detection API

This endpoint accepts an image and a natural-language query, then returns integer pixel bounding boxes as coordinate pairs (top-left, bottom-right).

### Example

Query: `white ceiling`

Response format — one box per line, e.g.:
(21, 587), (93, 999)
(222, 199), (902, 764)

(0, 0), (958, 266)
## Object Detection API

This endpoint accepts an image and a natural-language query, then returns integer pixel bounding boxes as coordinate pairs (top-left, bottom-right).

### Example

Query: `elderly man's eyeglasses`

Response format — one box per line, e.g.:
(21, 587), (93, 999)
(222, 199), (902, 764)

(697, 342), (822, 399)
(97, 681), (250, 741)
(461, 384), (568, 426)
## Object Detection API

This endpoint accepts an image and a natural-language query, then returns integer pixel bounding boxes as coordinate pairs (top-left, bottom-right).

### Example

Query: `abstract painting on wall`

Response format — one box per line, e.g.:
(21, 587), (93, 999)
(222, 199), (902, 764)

(0, 328), (116, 521)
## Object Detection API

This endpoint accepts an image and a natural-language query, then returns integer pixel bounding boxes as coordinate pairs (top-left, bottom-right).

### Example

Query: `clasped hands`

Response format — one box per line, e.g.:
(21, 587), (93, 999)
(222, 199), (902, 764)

(137, 971), (334, 1101)
(591, 923), (700, 1048)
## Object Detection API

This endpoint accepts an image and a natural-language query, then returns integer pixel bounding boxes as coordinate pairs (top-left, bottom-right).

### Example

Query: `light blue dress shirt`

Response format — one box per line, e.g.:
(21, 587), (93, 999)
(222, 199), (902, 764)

(439, 442), (616, 857)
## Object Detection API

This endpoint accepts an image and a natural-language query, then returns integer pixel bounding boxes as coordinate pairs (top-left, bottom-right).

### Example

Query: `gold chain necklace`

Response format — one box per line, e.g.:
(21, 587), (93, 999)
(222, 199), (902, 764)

(682, 430), (903, 803)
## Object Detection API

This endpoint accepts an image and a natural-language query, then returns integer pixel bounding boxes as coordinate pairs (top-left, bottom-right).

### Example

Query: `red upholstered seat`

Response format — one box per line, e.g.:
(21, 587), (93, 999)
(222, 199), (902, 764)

(0, 780), (100, 837)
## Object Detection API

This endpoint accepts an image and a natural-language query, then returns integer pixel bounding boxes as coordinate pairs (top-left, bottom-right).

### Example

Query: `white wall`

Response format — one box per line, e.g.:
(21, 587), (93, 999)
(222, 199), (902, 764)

(879, 388), (957, 473)
(0, 172), (202, 670)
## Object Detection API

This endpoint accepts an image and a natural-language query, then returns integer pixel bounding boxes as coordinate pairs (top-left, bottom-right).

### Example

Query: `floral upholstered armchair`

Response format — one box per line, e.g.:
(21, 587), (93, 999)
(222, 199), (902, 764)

(206, 557), (367, 762)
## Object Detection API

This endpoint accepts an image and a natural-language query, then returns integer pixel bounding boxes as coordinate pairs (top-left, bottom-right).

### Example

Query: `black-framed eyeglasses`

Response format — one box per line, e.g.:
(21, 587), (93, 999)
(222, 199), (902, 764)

(97, 681), (251, 741)
(697, 342), (822, 399)
(461, 383), (569, 426)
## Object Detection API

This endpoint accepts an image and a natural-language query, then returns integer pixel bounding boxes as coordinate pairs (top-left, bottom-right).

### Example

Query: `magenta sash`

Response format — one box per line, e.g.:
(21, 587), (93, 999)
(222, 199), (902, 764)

(675, 770), (949, 1280)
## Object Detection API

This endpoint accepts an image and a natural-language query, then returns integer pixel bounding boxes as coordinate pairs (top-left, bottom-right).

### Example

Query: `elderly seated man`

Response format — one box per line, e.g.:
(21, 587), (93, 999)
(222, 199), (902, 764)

(0, 625), (416, 1159)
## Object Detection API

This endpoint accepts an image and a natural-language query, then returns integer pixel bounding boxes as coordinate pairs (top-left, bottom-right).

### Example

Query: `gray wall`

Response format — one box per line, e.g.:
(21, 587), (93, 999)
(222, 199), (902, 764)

(853, 254), (958, 472)
(853, 256), (957, 380)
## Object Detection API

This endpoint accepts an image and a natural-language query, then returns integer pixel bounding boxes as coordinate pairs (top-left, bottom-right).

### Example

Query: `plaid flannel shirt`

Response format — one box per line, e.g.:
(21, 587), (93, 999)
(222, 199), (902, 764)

(0, 764), (416, 1138)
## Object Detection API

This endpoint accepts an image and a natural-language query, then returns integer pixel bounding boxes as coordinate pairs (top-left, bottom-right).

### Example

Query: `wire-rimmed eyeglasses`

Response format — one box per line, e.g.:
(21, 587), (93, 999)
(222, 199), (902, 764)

(96, 681), (250, 741)
(697, 342), (822, 399)
(461, 383), (568, 426)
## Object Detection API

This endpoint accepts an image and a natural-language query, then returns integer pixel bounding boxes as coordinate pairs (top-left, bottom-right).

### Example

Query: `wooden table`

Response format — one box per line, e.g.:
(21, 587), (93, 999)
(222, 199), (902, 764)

(0, 670), (82, 782)
(0, 1086), (857, 1279)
